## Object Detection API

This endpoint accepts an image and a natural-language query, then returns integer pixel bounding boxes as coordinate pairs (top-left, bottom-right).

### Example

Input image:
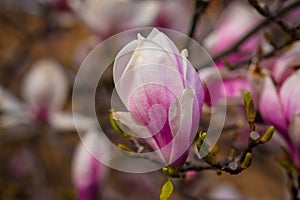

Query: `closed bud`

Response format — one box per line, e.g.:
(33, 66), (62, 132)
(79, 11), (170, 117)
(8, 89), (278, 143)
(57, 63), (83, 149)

(260, 126), (275, 143)
(241, 152), (252, 169)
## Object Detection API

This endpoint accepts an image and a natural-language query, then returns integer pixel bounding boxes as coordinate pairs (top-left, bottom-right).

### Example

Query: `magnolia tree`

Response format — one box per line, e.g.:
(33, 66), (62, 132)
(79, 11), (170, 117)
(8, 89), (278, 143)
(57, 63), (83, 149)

(1, 0), (300, 200)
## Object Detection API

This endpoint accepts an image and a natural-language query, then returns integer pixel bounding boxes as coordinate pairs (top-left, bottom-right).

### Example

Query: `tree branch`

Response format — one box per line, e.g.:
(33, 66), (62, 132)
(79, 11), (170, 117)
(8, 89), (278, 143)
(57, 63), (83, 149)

(229, 36), (300, 69)
(212, 0), (300, 61)
(185, 0), (210, 48)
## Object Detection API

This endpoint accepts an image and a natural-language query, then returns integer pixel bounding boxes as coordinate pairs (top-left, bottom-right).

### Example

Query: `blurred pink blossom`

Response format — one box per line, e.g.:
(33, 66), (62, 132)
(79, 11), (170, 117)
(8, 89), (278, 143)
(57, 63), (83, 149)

(72, 129), (109, 200)
(21, 59), (69, 123)
(203, 1), (263, 65)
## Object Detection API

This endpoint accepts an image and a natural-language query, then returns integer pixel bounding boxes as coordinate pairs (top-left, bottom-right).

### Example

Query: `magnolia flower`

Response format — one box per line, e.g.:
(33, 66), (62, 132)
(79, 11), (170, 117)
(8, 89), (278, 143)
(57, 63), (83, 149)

(203, 1), (262, 65)
(255, 69), (300, 166)
(21, 59), (68, 123)
(72, 129), (109, 200)
(68, 0), (160, 37)
(1, 59), (94, 131)
(112, 28), (204, 167)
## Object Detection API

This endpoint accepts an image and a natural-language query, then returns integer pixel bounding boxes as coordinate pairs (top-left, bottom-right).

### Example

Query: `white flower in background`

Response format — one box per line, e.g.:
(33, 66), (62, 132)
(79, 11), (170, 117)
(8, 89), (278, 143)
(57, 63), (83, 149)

(208, 183), (242, 200)
(21, 59), (68, 122)
(68, 0), (160, 36)
(72, 129), (110, 200)
(1, 59), (94, 131)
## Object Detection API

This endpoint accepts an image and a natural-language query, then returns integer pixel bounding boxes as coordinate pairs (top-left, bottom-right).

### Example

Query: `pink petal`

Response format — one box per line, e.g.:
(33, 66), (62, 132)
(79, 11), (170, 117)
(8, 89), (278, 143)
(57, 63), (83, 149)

(204, 2), (262, 55)
(259, 76), (288, 133)
(201, 67), (248, 106)
(273, 48), (300, 84)
(168, 88), (200, 166)
(183, 56), (204, 109)
(128, 84), (175, 145)
(72, 129), (109, 200)
(280, 70), (300, 124)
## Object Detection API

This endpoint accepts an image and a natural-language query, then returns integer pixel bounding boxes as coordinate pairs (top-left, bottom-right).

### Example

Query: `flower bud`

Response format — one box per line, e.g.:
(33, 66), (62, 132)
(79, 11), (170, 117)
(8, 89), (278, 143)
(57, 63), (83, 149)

(112, 28), (204, 167)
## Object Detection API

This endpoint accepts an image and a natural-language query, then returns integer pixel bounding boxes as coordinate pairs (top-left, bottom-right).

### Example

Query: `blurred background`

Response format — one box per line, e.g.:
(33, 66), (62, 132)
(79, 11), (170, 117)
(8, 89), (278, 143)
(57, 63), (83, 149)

(0, 0), (297, 199)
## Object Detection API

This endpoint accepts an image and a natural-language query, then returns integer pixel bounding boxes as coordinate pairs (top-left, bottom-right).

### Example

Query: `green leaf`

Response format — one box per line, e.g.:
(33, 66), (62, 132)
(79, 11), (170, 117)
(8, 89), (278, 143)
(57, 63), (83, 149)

(160, 178), (174, 200)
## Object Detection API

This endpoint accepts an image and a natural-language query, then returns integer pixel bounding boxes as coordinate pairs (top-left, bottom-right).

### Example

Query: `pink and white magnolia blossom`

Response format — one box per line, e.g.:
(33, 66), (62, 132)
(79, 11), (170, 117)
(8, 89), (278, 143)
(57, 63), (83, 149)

(113, 28), (204, 167)
(254, 69), (300, 166)
(72, 129), (109, 200)
(21, 59), (68, 123)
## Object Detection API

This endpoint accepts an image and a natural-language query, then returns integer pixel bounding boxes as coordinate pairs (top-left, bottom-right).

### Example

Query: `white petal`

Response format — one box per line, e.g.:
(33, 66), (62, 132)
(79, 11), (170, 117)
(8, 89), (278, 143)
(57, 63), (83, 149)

(112, 111), (161, 152)
(115, 64), (184, 109)
(259, 76), (287, 132)
(146, 28), (161, 40)
(280, 70), (300, 123)
(112, 111), (154, 138)
(168, 88), (199, 164)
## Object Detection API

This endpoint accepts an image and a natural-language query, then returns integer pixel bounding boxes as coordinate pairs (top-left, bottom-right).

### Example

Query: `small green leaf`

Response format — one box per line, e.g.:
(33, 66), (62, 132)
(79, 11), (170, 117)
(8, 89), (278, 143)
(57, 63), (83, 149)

(160, 178), (174, 200)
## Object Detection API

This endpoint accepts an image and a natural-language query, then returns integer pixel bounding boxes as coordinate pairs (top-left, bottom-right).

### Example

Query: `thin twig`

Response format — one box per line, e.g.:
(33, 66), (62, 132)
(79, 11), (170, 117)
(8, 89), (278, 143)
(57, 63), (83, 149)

(249, 0), (292, 34)
(229, 36), (300, 69)
(185, 0), (210, 48)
